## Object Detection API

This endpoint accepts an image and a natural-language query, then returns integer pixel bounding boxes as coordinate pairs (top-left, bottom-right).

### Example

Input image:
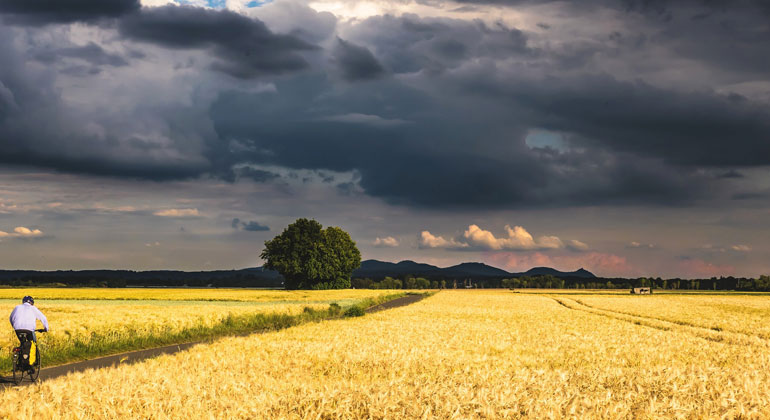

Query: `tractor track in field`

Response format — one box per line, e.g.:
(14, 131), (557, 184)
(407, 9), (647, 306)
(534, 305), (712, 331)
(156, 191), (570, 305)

(550, 296), (770, 348)
(569, 297), (770, 340)
(0, 293), (429, 388)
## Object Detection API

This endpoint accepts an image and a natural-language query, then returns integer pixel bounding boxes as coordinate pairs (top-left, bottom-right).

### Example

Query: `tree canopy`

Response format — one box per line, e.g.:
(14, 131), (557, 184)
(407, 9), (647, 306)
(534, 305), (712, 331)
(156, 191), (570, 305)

(260, 218), (361, 289)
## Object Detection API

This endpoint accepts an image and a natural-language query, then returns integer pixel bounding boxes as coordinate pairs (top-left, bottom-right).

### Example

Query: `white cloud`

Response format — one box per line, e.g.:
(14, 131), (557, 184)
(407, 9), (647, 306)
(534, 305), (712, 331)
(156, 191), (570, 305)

(567, 239), (589, 251)
(373, 236), (399, 247)
(731, 244), (751, 252)
(418, 231), (467, 249)
(145, 241), (161, 247)
(628, 241), (655, 249)
(419, 225), (571, 251)
(153, 208), (200, 217)
(0, 226), (44, 238)
(463, 224), (563, 251)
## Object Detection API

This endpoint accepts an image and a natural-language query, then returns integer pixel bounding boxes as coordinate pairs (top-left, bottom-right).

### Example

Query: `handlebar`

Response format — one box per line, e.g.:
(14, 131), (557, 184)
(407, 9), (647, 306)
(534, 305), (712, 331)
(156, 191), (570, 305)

(35, 329), (46, 333)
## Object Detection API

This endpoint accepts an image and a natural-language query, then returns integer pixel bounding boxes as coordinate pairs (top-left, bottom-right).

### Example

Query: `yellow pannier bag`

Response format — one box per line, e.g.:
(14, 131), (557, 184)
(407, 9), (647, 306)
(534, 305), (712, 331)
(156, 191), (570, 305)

(29, 341), (36, 365)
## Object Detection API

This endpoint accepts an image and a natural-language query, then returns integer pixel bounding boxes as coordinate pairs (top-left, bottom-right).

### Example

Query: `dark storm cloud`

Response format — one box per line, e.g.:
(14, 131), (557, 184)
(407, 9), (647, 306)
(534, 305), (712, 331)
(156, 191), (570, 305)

(231, 218), (269, 231)
(450, 0), (770, 74)
(718, 170), (745, 179)
(0, 26), (213, 181)
(333, 38), (385, 81)
(0, 1), (769, 211)
(203, 10), (770, 208)
(731, 192), (767, 201)
(208, 73), (713, 208)
(32, 42), (129, 67)
(0, 5), (318, 182)
(234, 167), (280, 183)
(118, 5), (316, 78)
(344, 14), (533, 75)
(448, 0), (751, 10)
(0, 0), (139, 24)
(242, 221), (269, 231)
(457, 72), (770, 167)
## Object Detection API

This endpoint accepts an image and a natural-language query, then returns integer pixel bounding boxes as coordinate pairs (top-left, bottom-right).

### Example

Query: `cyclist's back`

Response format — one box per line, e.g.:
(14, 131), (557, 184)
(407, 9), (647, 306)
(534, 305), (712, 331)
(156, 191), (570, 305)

(10, 296), (49, 342)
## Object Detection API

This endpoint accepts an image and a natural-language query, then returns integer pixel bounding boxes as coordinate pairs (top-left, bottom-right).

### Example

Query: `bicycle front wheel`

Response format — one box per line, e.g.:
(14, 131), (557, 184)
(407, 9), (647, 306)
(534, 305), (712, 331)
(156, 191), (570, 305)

(30, 348), (41, 382)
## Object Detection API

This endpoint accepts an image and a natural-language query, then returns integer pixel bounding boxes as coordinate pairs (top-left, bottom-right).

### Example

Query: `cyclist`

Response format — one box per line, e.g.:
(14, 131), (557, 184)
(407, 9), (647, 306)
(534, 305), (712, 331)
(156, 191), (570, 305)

(10, 296), (49, 374)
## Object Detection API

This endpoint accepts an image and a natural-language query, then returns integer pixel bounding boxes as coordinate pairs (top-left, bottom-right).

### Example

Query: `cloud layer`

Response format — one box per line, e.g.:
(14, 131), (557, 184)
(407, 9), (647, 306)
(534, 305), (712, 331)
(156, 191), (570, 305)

(0, 1), (767, 210)
(419, 225), (581, 252)
(0, 226), (43, 238)
(373, 236), (399, 247)
(0, 0), (768, 276)
(153, 208), (200, 217)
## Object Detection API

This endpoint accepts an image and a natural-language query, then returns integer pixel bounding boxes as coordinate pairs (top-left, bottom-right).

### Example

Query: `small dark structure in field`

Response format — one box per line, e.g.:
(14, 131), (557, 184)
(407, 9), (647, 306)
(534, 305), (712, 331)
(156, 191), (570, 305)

(631, 287), (652, 294)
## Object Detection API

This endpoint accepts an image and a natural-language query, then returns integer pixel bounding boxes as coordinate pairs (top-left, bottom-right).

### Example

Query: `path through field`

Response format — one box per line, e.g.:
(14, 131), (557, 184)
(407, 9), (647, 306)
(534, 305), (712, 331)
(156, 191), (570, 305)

(0, 293), (426, 388)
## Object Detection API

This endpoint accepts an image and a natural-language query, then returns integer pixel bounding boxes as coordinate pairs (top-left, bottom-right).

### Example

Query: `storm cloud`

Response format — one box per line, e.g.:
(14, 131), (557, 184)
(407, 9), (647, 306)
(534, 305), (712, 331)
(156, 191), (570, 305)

(333, 38), (385, 81)
(118, 5), (316, 78)
(231, 218), (269, 232)
(0, 0), (769, 277)
(32, 42), (130, 68)
(0, 0), (139, 24)
(0, 0), (768, 210)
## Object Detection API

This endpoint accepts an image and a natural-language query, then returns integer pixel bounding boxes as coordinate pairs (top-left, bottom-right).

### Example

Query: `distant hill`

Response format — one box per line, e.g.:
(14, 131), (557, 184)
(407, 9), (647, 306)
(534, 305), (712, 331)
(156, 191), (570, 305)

(354, 260), (441, 278)
(442, 262), (511, 278)
(0, 260), (595, 288)
(353, 260), (595, 280)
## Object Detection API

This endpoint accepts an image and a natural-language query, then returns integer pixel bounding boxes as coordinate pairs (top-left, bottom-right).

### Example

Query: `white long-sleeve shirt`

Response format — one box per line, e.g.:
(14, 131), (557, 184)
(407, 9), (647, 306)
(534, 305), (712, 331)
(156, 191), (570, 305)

(9, 303), (49, 331)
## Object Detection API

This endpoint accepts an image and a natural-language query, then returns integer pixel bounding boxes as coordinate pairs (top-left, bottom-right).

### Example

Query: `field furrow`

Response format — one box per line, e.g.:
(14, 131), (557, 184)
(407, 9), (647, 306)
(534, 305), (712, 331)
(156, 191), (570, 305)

(552, 296), (770, 348)
(576, 294), (770, 339)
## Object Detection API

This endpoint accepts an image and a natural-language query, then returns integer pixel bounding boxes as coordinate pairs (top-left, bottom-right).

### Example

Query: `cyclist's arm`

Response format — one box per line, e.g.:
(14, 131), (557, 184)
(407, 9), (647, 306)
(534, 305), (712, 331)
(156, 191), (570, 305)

(9, 306), (17, 327)
(33, 307), (49, 331)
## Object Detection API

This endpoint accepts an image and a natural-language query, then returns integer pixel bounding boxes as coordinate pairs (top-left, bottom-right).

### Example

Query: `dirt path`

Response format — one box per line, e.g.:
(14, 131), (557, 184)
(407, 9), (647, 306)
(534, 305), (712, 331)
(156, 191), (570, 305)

(1, 293), (430, 388)
(365, 292), (427, 313)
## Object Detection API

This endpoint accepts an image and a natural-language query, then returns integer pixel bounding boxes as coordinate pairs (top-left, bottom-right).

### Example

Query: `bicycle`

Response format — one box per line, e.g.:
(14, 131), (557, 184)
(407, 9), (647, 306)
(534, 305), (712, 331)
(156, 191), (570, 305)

(11, 329), (45, 385)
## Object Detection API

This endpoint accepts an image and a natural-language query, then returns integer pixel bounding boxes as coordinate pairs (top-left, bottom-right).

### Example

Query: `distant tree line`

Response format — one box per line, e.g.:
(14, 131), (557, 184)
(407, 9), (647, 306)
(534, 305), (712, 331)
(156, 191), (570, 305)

(352, 276), (441, 289)
(349, 274), (770, 291)
(4, 271), (770, 291)
(0, 270), (283, 288)
(501, 274), (770, 291)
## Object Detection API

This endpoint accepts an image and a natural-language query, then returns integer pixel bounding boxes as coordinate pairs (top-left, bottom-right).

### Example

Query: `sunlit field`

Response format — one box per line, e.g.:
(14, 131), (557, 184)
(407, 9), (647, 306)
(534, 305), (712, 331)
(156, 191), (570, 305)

(0, 289), (395, 371)
(572, 294), (770, 339)
(0, 287), (394, 302)
(4, 290), (770, 418)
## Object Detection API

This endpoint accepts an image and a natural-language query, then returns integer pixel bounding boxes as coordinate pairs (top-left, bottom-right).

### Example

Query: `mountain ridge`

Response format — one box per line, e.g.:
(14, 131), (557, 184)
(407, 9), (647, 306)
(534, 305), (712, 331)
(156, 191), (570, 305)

(353, 259), (595, 279)
(0, 260), (595, 288)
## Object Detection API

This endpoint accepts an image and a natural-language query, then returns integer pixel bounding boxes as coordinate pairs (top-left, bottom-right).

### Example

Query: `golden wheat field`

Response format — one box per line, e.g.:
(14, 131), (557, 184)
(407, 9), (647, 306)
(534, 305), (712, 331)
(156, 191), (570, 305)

(567, 294), (770, 338)
(0, 287), (394, 302)
(1, 300), (316, 355)
(0, 289), (392, 369)
(3, 290), (770, 418)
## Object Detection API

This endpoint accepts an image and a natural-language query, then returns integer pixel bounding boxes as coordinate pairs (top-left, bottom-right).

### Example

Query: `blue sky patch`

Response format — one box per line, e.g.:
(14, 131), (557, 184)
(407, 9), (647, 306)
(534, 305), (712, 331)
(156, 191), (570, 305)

(247, 0), (273, 8)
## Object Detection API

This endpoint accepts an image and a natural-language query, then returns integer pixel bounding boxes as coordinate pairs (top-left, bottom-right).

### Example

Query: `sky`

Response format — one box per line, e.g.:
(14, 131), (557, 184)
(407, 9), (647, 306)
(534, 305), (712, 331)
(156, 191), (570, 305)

(0, 0), (769, 278)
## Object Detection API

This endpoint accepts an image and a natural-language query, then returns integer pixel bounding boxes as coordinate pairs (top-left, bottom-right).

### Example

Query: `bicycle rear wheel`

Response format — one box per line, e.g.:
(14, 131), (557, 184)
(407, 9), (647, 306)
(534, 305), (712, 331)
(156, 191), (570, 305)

(30, 348), (41, 382)
(12, 352), (23, 385)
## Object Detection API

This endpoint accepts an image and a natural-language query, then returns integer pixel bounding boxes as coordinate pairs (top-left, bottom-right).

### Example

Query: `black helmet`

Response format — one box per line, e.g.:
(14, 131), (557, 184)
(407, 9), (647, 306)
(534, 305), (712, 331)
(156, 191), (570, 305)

(22, 296), (34, 305)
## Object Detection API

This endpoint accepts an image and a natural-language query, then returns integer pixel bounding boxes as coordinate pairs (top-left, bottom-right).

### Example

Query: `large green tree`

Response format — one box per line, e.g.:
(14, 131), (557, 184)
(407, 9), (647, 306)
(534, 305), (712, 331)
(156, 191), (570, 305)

(260, 218), (361, 289)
